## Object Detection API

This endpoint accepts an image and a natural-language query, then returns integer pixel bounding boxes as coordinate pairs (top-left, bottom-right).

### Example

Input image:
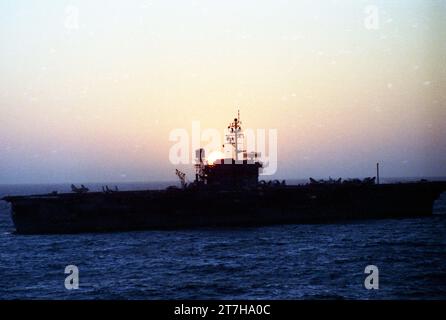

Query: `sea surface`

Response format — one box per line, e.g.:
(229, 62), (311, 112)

(0, 182), (445, 300)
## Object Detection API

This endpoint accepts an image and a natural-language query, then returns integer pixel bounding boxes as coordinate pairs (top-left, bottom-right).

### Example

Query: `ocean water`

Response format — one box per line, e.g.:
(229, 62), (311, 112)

(0, 183), (445, 300)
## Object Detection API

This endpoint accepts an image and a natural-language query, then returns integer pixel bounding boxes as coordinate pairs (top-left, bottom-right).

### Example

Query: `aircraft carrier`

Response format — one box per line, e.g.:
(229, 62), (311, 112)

(3, 114), (446, 234)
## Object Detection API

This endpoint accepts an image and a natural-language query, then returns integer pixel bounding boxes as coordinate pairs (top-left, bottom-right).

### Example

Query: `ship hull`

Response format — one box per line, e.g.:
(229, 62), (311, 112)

(3, 182), (446, 234)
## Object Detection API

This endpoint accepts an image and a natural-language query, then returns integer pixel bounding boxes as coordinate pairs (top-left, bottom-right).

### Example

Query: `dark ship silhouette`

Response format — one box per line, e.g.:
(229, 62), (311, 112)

(3, 114), (446, 234)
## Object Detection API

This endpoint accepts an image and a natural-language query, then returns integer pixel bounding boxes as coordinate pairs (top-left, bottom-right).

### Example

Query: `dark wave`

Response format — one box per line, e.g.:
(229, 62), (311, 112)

(0, 184), (445, 299)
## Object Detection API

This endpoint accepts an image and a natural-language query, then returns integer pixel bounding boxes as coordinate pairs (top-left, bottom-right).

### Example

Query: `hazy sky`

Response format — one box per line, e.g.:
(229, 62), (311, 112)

(1, 0), (445, 184)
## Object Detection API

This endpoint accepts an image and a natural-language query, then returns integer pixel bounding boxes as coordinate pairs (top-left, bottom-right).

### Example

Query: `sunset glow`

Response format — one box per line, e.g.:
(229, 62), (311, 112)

(206, 151), (225, 165)
(0, 0), (445, 184)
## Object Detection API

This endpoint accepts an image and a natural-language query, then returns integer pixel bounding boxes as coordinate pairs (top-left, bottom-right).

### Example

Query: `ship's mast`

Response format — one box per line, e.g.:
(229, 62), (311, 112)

(226, 110), (244, 161)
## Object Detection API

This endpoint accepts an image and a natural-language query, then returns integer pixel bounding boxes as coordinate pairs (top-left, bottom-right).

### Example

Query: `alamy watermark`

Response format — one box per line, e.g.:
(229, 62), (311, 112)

(64, 5), (80, 30)
(364, 265), (379, 290)
(64, 265), (79, 290)
(168, 121), (278, 175)
(61, 264), (378, 292)
(364, 5), (380, 30)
